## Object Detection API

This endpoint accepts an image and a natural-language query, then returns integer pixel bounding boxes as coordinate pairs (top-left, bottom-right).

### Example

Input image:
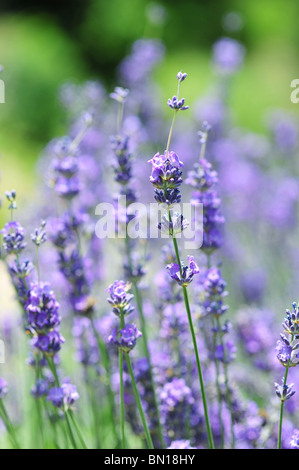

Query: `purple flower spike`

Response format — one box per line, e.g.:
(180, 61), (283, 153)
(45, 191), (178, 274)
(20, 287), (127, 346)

(47, 383), (79, 409)
(1, 221), (26, 255)
(167, 96), (189, 111)
(109, 323), (142, 353)
(106, 280), (134, 316)
(148, 151), (184, 208)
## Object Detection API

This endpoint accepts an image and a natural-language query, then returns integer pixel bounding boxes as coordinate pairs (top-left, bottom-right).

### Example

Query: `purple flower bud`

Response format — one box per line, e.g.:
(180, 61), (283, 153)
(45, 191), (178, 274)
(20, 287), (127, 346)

(177, 71), (188, 82)
(275, 380), (296, 402)
(167, 256), (199, 287)
(110, 86), (129, 103)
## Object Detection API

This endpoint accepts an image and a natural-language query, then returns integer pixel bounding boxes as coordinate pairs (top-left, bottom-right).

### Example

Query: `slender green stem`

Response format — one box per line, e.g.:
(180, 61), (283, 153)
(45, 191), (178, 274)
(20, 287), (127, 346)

(36, 246), (40, 284)
(182, 285), (215, 449)
(85, 368), (101, 449)
(165, 112), (177, 156)
(69, 410), (88, 449)
(119, 348), (125, 449)
(216, 316), (235, 448)
(199, 139), (207, 160)
(117, 102), (124, 134)
(278, 365), (290, 449)
(169, 219), (214, 449)
(125, 354), (154, 449)
(212, 318), (224, 449)
(90, 317), (120, 447)
(125, 239), (165, 447)
(119, 311), (126, 449)
(128, 289), (164, 448)
(64, 409), (78, 449)
(46, 356), (79, 449)
(0, 400), (19, 449)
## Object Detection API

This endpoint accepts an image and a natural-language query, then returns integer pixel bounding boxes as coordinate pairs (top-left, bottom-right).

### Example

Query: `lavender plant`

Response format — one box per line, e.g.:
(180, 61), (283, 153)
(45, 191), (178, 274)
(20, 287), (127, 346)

(148, 72), (215, 449)
(1, 29), (299, 450)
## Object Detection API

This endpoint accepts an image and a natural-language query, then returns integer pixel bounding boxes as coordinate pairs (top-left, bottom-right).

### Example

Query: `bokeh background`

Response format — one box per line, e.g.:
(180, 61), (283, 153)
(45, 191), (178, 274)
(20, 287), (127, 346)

(0, 0), (298, 225)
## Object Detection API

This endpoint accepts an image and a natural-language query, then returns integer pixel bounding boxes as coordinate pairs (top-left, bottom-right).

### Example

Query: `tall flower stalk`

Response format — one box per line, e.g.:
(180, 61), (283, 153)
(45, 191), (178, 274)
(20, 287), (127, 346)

(0, 193), (84, 449)
(107, 280), (154, 449)
(275, 302), (299, 448)
(148, 72), (215, 449)
(110, 87), (165, 447)
(186, 123), (236, 448)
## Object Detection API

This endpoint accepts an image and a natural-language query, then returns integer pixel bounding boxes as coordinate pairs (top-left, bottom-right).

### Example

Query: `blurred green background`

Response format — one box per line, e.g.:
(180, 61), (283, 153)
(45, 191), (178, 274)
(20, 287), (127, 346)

(0, 0), (298, 227)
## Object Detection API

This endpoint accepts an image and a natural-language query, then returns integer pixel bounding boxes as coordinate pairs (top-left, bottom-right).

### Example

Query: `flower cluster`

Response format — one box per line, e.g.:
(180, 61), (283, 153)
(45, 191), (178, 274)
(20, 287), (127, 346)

(25, 282), (65, 356)
(110, 135), (135, 186)
(31, 220), (47, 246)
(201, 267), (229, 317)
(110, 86), (129, 104)
(109, 323), (142, 353)
(47, 382), (79, 410)
(167, 256), (199, 287)
(106, 280), (134, 317)
(148, 151), (183, 208)
(167, 96), (189, 111)
(1, 221), (26, 255)
(51, 138), (81, 199)
(186, 126), (225, 254)
(160, 378), (194, 445)
(5, 190), (17, 213)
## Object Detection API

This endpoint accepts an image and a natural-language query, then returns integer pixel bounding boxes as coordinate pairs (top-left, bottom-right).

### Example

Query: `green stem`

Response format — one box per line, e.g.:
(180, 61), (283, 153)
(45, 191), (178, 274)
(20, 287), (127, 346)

(64, 409), (78, 449)
(85, 368), (101, 449)
(216, 316), (235, 449)
(170, 225), (214, 449)
(69, 410), (88, 449)
(125, 354), (154, 449)
(212, 318), (224, 449)
(182, 285), (215, 449)
(165, 112), (177, 156)
(117, 102), (124, 134)
(46, 356), (79, 449)
(119, 311), (126, 449)
(119, 348), (125, 449)
(90, 317), (120, 446)
(0, 400), (19, 449)
(124, 230), (165, 448)
(126, 268), (165, 445)
(278, 365), (290, 449)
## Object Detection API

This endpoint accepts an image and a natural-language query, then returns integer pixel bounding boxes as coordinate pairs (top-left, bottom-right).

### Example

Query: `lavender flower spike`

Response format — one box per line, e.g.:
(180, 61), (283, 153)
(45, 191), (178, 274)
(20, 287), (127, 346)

(109, 323), (142, 353)
(47, 383), (79, 410)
